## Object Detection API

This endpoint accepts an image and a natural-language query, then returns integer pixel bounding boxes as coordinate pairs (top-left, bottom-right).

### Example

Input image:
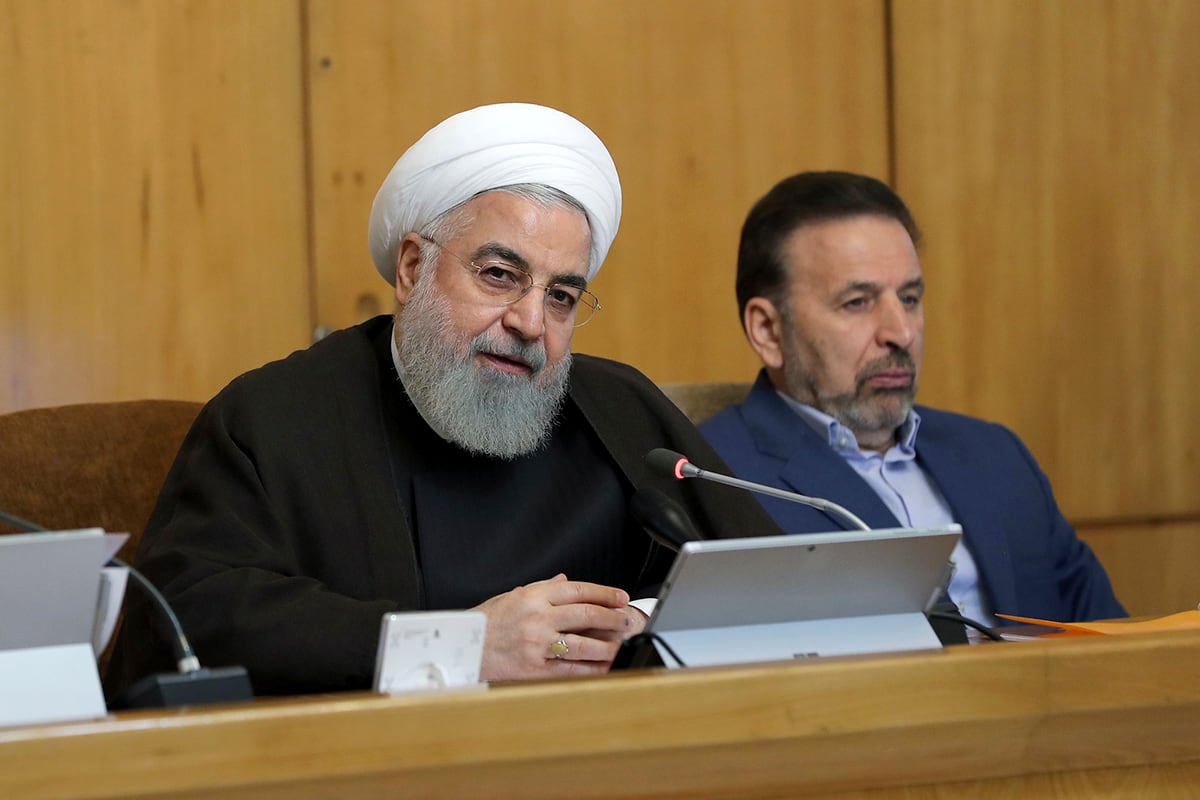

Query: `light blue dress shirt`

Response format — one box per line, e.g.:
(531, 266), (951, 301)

(778, 393), (998, 628)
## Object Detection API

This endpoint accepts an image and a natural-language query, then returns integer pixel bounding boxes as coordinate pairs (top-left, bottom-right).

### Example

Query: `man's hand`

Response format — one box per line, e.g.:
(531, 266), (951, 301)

(473, 574), (637, 681)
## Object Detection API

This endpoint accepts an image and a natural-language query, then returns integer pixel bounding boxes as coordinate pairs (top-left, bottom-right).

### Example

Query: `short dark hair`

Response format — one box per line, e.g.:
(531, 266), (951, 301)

(735, 171), (921, 324)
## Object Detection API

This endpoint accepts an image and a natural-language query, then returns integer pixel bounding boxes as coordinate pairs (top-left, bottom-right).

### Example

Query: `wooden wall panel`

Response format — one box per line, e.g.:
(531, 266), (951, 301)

(0, 0), (310, 412)
(1078, 519), (1200, 617)
(891, 0), (1200, 525)
(305, 0), (890, 384)
(4, 0), (1191, 615)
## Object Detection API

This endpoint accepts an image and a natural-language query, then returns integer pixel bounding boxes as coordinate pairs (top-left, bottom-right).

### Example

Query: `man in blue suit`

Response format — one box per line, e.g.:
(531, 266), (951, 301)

(699, 171), (1124, 626)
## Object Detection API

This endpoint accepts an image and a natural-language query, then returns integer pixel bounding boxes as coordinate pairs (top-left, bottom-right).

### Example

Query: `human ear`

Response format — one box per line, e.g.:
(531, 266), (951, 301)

(743, 297), (785, 369)
(394, 234), (424, 306)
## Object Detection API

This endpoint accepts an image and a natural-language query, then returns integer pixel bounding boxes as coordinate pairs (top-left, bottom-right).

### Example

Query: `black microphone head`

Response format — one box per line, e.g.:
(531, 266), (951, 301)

(630, 486), (706, 551)
(645, 448), (690, 479)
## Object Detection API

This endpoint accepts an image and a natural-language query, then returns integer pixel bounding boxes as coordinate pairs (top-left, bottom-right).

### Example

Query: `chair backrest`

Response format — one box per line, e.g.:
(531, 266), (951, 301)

(659, 381), (752, 424)
(0, 400), (201, 563)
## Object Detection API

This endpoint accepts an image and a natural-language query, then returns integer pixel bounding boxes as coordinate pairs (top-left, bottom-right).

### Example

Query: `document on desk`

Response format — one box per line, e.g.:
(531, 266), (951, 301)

(93, 562), (130, 655)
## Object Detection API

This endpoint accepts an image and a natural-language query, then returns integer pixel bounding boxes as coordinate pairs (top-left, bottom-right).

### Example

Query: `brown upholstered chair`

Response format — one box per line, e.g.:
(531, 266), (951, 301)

(0, 400), (201, 563)
(659, 381), (752, 424)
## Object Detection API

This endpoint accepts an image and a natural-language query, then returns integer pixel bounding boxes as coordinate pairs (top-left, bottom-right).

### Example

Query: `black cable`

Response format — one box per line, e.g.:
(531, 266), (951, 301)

(623, 631), (689, 668)
(112, 555), (199, 671)
(927, 609), (1006, 642)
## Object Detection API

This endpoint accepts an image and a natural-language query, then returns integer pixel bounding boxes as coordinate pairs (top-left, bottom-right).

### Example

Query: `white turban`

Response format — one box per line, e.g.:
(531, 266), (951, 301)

(368, 103), (622, 285)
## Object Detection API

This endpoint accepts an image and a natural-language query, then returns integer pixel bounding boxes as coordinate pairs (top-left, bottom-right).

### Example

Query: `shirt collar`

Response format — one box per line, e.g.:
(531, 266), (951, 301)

(775, 389), (921, 458)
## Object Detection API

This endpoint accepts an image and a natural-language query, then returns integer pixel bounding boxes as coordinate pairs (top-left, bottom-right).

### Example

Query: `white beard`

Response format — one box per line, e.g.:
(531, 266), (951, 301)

(394, 273), (571, 460)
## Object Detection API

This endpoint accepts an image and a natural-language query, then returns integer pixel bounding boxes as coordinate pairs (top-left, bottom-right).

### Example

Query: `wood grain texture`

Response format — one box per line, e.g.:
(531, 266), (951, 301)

(891, 0), (1200, 521)
(305, 0), (890, 384)
(2, 0), (1194, 662)
(2, 630), (1198, 799)
(1078, 517), (1200, 617)
(0, 0), (311, 412)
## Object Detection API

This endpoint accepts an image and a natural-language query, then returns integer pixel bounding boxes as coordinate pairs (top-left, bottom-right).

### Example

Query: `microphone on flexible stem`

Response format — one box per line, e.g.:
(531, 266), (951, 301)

(644, 448), (872, 532)
(640, 451), (977, 647)
(0, 508), (253, 709)
(630, 487), (707, 551)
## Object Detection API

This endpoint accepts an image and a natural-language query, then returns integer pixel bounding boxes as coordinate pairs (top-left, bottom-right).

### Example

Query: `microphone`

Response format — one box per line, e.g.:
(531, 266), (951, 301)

(639, 452), (976, 648)
(630, 487), (707, 551)
(645, 448), (872, 531)
(0, 508), (253, 709)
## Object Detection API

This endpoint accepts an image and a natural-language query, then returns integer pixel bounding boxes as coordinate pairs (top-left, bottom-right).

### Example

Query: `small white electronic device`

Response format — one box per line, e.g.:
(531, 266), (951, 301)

(372, 610), (487, 694)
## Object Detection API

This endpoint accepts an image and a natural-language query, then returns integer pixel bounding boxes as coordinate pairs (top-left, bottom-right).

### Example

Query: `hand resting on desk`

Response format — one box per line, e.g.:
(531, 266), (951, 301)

(473, 573), (647, 680)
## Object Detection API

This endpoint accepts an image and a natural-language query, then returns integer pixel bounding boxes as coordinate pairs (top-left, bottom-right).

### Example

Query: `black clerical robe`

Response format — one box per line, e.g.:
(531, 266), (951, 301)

(106, 315), (780, 697)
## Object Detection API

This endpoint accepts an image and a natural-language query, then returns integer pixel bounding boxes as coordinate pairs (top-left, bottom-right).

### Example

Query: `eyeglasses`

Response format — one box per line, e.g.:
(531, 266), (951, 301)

(419, 236), (601, 327)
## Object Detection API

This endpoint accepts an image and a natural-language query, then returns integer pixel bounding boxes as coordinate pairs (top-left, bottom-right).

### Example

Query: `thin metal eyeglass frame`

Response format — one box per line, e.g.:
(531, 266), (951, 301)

(417, 235), (601, 327)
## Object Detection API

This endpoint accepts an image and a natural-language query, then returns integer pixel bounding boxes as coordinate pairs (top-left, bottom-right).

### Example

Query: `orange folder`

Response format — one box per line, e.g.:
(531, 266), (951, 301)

(996, 609), (1200, 636)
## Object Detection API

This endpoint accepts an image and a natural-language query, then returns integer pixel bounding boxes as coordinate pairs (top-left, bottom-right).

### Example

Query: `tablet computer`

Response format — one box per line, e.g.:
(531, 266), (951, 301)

(0, 528), (107, 650)
(637, 525), (961, 668)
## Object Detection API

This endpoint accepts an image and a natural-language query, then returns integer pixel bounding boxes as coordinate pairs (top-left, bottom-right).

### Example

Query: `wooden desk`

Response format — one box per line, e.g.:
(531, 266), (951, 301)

(2, 630), (1199, 799)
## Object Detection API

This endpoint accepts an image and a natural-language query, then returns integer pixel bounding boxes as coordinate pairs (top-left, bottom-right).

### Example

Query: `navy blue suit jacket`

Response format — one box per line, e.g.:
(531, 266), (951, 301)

(698, 371), (1125, 623)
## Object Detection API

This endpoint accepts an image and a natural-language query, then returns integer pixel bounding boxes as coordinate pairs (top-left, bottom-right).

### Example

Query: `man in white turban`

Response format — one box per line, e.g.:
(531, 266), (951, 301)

(369, 102), (621, 285)
(108, 104), (778, 699)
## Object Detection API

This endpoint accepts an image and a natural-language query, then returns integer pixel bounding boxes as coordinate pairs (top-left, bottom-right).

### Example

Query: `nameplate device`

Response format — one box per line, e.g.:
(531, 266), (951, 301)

(373, 610), (487, 694)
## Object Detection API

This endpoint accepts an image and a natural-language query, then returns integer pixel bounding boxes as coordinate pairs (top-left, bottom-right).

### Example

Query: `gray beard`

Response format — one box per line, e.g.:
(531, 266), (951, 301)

(782, 349), (916, 440)
(394, 276), (572, 460)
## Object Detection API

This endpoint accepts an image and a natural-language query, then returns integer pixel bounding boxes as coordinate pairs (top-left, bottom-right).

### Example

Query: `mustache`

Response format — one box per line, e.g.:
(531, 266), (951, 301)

(469, 331), (548, 375)
(857, 350), (916, 386)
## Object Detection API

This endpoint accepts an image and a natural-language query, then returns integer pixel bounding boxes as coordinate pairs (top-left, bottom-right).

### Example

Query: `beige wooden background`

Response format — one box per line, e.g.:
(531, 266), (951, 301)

(891, 0), (1200, 618)
(2, 0), (1197, 615)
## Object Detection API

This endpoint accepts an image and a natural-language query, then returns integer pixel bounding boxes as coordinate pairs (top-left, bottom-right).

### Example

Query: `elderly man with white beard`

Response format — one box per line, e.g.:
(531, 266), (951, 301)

(107, 104), (778, 698)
